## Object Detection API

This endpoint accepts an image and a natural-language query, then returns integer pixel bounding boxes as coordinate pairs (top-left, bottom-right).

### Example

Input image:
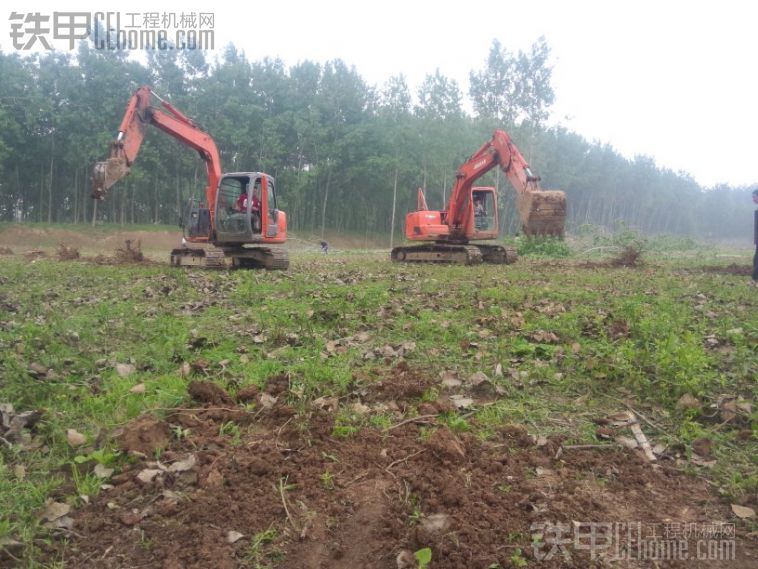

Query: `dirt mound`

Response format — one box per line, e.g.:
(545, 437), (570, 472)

(23, 249), (46, 261)
(91, 240), (156, 266)
(52, 375), (754, 569)
(699, 263), (752, 276)
(115, 414), (171, 456)
(365, 362), (433, 405)
(575, 244), (647, 270)
(56, 243), (80, 261)
(610, 244), (644, 267)
(115, 239), (145, 262)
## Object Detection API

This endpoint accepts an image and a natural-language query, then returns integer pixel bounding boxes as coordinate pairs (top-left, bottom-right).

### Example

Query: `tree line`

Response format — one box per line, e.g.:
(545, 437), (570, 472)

(0, 35), (753, 242)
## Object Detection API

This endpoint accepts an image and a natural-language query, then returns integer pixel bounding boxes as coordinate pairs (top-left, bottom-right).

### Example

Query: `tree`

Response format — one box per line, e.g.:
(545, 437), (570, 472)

(515, 36), (555, 127)
(415, 70), (462, 121)
(469, 39), (518, 124)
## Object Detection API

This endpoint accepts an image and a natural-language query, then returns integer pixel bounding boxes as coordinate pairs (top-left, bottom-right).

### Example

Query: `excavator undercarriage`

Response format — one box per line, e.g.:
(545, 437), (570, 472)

(391, 243), (517, 265)
(169, 245), (289, 269)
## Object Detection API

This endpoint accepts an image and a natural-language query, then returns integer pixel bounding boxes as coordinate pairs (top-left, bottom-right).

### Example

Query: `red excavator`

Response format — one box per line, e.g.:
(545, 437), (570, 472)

(91, 86), (288, 269)
(391, 130), (566, 265)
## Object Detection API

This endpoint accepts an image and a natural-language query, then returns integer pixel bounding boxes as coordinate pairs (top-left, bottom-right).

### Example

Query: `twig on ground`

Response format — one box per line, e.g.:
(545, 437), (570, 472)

(385, 449), (426, 472)
(630, 420), (657, 462)
(562, 444), (622, 450)
(608, 397), (665, 433)
(278, 477), (300, 533)
(342, 471), (370, 488)
(384, 414), (437, 431)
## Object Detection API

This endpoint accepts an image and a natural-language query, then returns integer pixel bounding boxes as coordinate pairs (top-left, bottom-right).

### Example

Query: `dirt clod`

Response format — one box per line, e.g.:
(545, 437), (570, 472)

(426, 427), (466, 463)
(116, 414), (170, 455)
(263, 373), (289, 396)
(235, 385), (260, 403)
(187, 380), (233, 406)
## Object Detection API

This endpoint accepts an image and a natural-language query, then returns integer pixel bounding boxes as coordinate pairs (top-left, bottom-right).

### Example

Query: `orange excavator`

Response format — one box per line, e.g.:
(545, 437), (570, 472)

(91, 86), (288, 269)
(391, 130), (566, 265)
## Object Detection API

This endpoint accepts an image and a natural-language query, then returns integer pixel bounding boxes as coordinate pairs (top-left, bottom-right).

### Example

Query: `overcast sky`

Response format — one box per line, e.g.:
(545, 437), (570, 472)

(7, 0), (757, 187)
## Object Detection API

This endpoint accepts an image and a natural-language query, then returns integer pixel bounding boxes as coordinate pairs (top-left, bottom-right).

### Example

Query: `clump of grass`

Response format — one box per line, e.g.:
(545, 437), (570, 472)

(610, 244), (644, 267)
(516, 236), (571, 258)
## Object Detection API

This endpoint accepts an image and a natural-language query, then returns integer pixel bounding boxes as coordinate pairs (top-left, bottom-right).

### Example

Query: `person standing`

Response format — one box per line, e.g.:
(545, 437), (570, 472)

(753, 188), (758, 282)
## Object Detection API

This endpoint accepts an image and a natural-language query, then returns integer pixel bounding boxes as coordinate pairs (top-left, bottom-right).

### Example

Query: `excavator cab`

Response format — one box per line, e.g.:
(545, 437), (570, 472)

(214, 172), (283, 245)
(471, 187), (498, 238)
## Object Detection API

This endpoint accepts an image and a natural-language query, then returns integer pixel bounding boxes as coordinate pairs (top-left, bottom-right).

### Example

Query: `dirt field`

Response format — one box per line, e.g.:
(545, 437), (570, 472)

(0, 225), (755, 569)
(0, 224), (386, 259)
(48, 371), (756, 569)
(0, 225), (183, 255)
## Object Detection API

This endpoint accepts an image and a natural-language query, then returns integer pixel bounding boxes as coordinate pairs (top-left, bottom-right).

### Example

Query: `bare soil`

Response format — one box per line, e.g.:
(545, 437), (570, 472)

(0, 226), (183, 254)
(0, 225), (387, 259)
(698, 263), (753, 276)
(45, 372), (756, 569)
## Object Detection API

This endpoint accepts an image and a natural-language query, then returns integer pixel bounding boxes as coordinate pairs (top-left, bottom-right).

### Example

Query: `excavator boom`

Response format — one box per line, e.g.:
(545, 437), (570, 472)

(92, 87), (222, 230)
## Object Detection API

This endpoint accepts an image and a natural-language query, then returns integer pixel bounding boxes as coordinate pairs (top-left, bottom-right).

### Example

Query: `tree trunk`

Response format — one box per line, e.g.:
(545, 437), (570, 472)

(47, 131), (54, 223)
(175, 156), (181, 222)
(390, 165), (399, 249)
(320, 163), (332, 240)
(38, 167), (44, 222)
(91, 198), (98, 226)
(120, 178), (127, 225)
(154, 176), (159, 224)
(73, 168), (79, 224)
(442, 171), (447, 208)
(81, 166), (88, 223)
(15, 166), (22, 221)
(422, 157), (427, 192)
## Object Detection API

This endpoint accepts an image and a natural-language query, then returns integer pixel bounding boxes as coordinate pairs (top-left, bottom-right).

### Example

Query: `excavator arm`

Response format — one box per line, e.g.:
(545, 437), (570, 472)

(91, 86), (222, 227)
(447, 130), (566, 238)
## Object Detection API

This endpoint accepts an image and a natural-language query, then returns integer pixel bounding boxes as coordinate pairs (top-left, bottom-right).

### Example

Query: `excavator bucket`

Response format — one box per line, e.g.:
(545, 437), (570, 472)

(91, 153), (129, 200)
(516, 190), (567, 237)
